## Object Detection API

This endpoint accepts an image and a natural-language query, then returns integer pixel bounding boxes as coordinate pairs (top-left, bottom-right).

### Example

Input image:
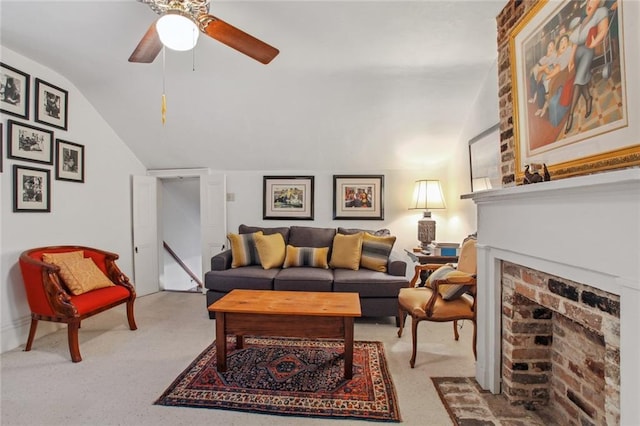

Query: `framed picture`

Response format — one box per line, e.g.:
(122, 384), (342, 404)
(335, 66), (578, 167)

(263, 176), (314, 220)
(7, 119), (54, 165)
(13, 165), (51, 212)
(0, 62), (30, 119)
(469, 123), (501, 192)
(510, 0), (639, 181)
(55, 139), (84, 182)
(333, 175), (384, 220)
(34, 78), (68, 130)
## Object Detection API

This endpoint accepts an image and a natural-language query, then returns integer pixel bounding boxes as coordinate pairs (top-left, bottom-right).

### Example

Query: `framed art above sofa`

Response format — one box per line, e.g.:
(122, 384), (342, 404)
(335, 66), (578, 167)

(263, 176), (314, 220)
(333, 175), (384, 220)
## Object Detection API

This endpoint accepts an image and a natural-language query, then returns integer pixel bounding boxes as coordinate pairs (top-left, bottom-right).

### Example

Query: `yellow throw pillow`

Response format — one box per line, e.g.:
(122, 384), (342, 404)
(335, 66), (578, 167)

(360, 233), (396, 272)
(42, 250), (84, 265)
(329, 232), (363, 270)
(254, 232), (286, 269)
(282, 245), (329, 269)
(228, 231), (263, 268)
(57, 258), (115, 295)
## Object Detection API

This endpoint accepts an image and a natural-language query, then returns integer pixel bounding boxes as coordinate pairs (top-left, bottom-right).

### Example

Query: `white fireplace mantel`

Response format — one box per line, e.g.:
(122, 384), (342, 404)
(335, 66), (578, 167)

(463, 167), (640, 425)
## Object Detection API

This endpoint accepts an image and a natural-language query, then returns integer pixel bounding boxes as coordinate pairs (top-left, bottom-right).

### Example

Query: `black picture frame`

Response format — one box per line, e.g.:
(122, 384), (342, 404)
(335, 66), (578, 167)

(263, 176), (314, 220)
(55, 139), (84, 183)
(13, 164), (51, 212)
(333, 175), (384, 220)
(34, 78), (68, 130)
(7, 119), (54, 165)
(0, 62), (30, 119)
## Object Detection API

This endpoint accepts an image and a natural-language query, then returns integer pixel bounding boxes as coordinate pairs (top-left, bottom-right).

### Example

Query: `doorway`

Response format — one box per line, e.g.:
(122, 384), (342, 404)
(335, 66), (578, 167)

(132, 169), (227, 296)
(160, 177), (201, 292)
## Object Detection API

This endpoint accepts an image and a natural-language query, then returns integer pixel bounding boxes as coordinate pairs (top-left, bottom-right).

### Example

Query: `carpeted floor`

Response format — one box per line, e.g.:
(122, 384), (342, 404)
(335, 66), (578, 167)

(431, 377), (548, 426)
(155, 336), (401, 422)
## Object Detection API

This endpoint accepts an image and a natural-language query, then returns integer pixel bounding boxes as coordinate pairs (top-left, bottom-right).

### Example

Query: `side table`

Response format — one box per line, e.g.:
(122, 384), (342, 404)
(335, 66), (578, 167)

(406, 248), (458, 285)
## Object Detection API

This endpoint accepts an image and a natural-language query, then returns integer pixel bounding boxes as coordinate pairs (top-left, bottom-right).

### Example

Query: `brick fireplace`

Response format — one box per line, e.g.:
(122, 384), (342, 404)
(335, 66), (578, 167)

(502, 262), (620, 425)
(463, 168), (640, 425)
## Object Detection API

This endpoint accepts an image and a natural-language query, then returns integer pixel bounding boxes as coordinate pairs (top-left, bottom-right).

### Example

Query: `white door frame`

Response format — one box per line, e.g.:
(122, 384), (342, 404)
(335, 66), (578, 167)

(145, 168), (227, 287)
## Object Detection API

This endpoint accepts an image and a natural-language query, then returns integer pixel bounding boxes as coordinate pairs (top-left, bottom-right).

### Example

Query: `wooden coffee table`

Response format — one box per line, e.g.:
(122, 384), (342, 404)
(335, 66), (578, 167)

(208, 289), (362, 379)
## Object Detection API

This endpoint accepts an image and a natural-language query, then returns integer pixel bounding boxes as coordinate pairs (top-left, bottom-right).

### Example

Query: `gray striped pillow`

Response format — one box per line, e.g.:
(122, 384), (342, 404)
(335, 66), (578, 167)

(360, 233), (396, 272)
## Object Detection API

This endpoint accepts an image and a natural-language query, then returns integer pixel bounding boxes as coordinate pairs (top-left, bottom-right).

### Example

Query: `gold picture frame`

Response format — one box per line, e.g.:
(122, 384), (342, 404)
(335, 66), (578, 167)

(510, 0), (639, 181)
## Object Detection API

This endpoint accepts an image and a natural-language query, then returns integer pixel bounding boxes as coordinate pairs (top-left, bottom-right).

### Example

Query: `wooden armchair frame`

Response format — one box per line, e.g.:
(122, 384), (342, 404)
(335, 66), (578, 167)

(397, 238), (477, 368)
(19, 246), (137, 362)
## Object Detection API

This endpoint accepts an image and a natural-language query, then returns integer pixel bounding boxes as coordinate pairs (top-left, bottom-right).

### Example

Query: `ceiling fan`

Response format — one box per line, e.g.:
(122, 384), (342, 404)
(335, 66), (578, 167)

(128, 0), (279, 64)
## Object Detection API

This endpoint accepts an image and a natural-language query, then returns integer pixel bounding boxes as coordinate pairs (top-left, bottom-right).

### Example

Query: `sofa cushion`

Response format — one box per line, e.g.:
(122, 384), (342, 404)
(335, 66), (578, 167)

(204, 266), (277, 292)
(254, 232), (286, 269)
(360, 233), (396, 272)
(274, 267), (334, 292)
(333, 269), (408, 297)
(228, 231), (262, 268)
(283, 245), (329, 269)
(338, 227), (391, 237)
(239, 224), (290, 244)
(329, 232), (363, 270)
(288, 226), (336, 249)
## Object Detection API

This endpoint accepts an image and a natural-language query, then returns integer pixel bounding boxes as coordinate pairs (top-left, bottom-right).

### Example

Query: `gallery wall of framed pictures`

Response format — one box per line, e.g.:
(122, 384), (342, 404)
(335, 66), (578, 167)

(1, 61), (84, 213)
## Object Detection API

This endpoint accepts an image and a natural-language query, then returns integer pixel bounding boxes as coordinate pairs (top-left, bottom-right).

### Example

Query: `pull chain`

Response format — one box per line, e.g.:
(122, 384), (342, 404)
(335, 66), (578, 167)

(161, 46), (167, 125)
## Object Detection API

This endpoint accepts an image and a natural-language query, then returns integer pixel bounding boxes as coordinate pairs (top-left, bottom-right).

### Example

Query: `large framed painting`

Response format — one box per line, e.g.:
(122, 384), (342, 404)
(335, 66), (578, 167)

(0, 62), (30, 119)
(34, 78), (68, 130)
(13, 165), (51, 213)
(511, 0), (639, 181)
(7, 119), (54, 165)
(333, 175), (384, 220)
(263, 176), (314, 220)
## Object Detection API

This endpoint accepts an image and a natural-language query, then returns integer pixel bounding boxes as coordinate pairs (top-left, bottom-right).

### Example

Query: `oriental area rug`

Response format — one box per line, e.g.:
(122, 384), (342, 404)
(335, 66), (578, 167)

(431, 377), (547, 426)
(155, 337), (401, 422)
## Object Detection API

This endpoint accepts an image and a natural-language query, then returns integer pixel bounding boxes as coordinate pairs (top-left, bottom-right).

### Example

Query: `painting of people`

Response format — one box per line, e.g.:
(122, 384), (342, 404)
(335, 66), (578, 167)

(514, 0), (630, 171)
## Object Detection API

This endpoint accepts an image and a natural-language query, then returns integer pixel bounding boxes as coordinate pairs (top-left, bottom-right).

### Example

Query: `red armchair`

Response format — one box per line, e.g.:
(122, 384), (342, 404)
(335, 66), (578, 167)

(18, 246), (137, 362)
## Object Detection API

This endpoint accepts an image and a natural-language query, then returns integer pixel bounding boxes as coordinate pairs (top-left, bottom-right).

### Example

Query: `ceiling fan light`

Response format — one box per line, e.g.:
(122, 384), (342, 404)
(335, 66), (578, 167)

(156, 13), (199, 51)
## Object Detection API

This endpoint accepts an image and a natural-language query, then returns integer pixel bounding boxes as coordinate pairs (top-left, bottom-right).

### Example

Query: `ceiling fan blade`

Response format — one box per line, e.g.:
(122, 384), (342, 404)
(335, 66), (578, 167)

(129, 21), (162, 63)
(200, 15), (279, 64)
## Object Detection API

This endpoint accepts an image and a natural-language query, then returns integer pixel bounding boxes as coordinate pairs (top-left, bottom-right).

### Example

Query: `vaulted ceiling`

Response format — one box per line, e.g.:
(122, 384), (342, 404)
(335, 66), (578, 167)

(1, 0), (504, 171)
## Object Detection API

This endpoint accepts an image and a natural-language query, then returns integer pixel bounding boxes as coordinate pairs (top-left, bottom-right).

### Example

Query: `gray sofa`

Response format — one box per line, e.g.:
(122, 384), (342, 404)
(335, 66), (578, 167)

(204, 225), (409, 324)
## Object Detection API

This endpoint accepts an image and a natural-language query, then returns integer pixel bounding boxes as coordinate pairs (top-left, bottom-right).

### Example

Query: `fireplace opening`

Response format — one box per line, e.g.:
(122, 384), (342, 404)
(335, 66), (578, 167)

(501, 262), (620, 425)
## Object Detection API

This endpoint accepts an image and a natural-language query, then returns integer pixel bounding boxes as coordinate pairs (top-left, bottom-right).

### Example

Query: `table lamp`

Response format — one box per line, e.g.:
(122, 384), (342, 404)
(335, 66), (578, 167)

(409, 180), (446, 248)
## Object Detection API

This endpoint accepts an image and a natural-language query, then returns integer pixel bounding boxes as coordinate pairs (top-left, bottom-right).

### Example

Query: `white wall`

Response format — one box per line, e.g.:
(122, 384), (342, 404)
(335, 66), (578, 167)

(0, 47), (147, 353)
(449, 60), (500, 234)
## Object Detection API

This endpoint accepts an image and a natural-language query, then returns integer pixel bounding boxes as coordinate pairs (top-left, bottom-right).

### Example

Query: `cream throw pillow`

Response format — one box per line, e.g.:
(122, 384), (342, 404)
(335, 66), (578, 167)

(57, 258), (115, 295)
(329, 232), (363, 270)
(254, 232), (286, 269)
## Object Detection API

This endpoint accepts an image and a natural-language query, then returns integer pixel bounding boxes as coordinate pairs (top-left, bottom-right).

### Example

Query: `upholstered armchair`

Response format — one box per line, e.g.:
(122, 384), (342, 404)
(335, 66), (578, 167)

(18, 246), (137, 362)
(397, 236), (477, 367)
